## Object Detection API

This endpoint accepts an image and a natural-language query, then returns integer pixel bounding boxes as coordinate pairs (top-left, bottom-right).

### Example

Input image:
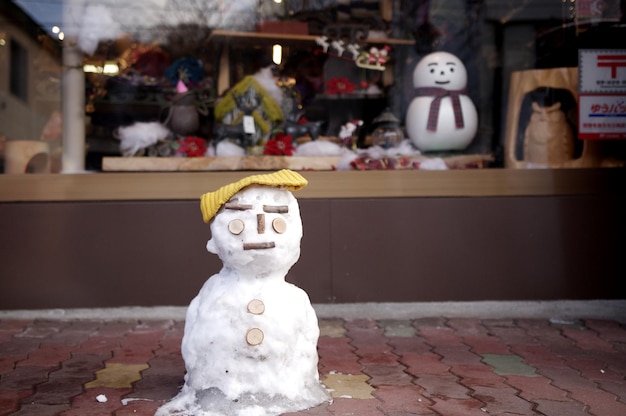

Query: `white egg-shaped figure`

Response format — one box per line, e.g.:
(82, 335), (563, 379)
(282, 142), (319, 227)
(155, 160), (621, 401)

(157, 170), (330, 416)
(406, 51), (478, 152)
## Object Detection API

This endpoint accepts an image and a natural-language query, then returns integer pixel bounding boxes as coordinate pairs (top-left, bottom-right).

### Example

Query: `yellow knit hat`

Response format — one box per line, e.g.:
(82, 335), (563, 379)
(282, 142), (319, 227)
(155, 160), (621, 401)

(200, 169), (308, 223)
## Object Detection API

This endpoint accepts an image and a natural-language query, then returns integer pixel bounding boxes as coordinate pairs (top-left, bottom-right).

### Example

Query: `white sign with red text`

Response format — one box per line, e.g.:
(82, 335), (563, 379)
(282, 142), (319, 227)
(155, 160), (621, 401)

(579, 49), (626, 139)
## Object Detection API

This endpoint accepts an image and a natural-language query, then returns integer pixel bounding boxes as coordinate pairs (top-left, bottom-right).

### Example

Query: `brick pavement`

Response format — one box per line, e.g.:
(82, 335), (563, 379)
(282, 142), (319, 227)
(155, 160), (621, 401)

(0, 316), (624, 415)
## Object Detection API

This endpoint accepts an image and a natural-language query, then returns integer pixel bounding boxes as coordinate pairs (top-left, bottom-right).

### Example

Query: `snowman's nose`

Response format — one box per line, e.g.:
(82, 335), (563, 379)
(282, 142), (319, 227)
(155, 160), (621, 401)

(257, 213), (265, 234)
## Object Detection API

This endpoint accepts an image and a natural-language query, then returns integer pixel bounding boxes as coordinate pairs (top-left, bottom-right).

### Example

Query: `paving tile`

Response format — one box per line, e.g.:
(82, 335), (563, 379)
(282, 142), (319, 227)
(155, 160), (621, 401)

(452, 364), (508, 388)
(318, 337), (362, 375)
(567, 388), (626, 416)
(77, 336), (121, 355)
(361, 364), (414, 387)
(0, 320), (33, 333)
(57, 353), (110, 379)
(114, 398), (162, 416)
(480, 353), (537, 376)
(461, 335), (511, 355)
(326, 397), (384, 415)
(471, 385), (535, 415)
(537, 366), (599, 392)
(9, 402), (71, 416)
(27, 377), (86, 405)
(597, 380), (626, 405)
(416, 326), (463, 347)
(378, 320), (417, 338)
(428, 396), (490, 416)
(0, 365), (51, 391)
(0, 389), (33, 415)
(60, 387), (131, 415)
(16, 344), (73, 369)
(358, 350), (400, 367)
(131, 373), (183, 401)
(481, 325), (538, 346)
(373, 384), (433, 414)
(400, 352), (450, 376)
(565, 356), (624, 383)
(84, 363), (149, 389)
(0, 355), (21, 375)
(386, 336), (432, 355)
(413, 317), (448, 329)
(0, 337), (42, 358)
(319, 319), (346, 338)
(436, 344), (482, 366)
(504, 374), (568, 402)
(509, 344), (566, 369)
(14, 321), (64, 339)
(323, 373), (375, 399)
(584, 319), (626, 344)
(533, 398), (592, 416)
(414, 374), (471, 400)
(560, 326), (616, 352)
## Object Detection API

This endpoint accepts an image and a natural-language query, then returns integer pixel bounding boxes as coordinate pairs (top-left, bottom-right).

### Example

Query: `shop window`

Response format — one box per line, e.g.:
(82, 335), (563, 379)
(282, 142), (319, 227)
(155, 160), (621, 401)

(3, 0), (625, 172)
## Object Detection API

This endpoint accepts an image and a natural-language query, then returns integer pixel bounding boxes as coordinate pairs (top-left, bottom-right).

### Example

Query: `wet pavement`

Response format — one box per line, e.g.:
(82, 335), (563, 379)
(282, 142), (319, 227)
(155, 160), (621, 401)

(0, 305), (625, 416)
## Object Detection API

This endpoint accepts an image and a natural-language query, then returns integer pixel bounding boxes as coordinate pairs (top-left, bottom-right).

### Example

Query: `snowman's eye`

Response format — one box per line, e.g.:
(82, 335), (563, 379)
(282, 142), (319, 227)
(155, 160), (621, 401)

(450, 68), (455, 73)
(429, 68), (435, 74)
(228, 219), (245, 235)
(272, 218), (287, 234)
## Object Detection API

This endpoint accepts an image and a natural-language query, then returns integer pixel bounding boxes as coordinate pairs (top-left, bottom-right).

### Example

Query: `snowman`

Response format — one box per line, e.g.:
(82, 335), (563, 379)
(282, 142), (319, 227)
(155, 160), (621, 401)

(405, 51), (478, 152)
(156, 169), (330, 416)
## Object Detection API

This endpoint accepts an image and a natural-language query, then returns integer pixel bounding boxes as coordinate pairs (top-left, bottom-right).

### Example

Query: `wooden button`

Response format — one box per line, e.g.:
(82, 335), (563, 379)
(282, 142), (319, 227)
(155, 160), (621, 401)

(246, 328), (264, 346)
(247, 299), (265, 315)
(272, 218), (287, 234)
(228, 219), (245, 235)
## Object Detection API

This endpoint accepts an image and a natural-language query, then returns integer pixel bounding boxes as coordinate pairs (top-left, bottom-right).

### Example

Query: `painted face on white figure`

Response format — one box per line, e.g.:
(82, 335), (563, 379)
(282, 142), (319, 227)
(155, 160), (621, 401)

(206, 186), (302, 276)
(413, 51), (467, 91)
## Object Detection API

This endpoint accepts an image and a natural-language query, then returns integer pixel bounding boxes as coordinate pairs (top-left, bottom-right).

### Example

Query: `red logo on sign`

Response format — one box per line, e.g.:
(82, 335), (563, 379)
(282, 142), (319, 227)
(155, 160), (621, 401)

(597, 55), (626, 78)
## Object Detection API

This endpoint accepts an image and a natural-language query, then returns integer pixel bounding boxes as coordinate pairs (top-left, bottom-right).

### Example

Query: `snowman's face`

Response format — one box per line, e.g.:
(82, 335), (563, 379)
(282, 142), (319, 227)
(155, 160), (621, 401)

(413, 51), (467, 90)
(207, 186), (302, 276)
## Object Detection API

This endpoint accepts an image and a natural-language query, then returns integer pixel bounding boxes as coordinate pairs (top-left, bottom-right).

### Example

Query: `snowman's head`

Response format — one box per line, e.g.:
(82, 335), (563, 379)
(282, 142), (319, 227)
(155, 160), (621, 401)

(413, 51), (467, 90)
(206, 185), (303, 277)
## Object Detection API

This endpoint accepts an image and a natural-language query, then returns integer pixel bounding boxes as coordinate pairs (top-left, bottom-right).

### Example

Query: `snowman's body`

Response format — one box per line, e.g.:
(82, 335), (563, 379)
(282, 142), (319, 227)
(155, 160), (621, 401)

(157, 181), (329, 416)
(406, 51), (478, 152)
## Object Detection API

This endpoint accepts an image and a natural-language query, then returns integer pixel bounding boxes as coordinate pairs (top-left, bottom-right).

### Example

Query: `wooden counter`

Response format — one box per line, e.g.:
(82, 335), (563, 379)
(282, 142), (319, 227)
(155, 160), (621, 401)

(1, 168), (624, 202)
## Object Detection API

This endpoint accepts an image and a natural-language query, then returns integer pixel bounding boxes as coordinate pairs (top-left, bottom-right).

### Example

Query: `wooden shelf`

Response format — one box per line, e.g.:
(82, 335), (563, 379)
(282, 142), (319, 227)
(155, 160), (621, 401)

(1, 168), (624, 203)
(209, 29), (415, 45)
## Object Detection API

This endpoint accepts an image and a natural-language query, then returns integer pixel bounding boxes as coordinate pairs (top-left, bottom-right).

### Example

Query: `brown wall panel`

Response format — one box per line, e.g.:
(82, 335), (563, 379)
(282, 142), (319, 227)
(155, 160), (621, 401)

(1, 194), (624, 310)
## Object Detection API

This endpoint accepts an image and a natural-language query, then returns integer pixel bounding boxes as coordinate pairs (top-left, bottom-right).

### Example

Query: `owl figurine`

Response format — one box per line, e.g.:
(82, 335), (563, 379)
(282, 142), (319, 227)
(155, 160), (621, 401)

(523, 101), (575, 166)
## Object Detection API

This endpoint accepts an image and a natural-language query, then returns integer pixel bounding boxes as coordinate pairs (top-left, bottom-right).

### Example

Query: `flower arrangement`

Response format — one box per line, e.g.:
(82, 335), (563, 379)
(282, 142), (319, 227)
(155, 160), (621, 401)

(325, 77), (357, 95)
(263, 132), (295, 156)
(175, 136), (207, 157)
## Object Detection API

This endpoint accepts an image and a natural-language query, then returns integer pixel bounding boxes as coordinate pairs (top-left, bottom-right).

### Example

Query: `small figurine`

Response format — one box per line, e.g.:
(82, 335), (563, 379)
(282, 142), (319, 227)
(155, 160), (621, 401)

(156, 170), (330, 416)
(515, 86), (580, 167)
(405, 51), (478, 152)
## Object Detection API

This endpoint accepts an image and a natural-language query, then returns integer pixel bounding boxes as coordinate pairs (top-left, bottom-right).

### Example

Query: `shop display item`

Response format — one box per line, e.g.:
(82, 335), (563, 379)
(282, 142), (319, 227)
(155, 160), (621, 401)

(156, 170), (330, 416)
(406, 51), (478, 152)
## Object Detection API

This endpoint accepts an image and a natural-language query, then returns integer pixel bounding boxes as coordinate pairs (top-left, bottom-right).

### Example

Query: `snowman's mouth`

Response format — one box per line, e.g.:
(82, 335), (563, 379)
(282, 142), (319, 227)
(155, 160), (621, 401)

(435, 80), (450, 85)
(243, 242), (276, 250)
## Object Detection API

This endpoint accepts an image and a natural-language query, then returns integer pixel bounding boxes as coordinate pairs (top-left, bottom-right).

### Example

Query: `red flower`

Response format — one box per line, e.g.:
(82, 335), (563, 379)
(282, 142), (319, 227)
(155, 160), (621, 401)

(325, 77), (357, 95)
(176, 136), (207, 157)
(263, 132), (295, 156)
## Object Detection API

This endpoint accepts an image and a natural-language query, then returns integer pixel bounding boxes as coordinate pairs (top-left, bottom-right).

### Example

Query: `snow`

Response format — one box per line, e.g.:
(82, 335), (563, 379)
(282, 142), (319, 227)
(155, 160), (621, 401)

(156, 185), (330, 416)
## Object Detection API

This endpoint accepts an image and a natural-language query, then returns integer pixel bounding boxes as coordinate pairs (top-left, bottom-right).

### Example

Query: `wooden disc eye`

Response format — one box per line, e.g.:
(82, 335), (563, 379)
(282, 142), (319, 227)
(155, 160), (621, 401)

(272, 218), (287, 234)
(228, 219), (245, 235)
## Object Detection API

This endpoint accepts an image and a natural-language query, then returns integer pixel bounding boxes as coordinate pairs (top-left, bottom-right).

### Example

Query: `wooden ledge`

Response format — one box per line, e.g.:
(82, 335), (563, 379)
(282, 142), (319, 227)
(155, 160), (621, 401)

(1, 169), (624, 202)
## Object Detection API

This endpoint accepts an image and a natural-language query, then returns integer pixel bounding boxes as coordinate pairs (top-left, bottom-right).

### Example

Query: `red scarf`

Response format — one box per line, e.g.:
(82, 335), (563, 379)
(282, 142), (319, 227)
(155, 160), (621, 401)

(415, 87), (466, 132)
